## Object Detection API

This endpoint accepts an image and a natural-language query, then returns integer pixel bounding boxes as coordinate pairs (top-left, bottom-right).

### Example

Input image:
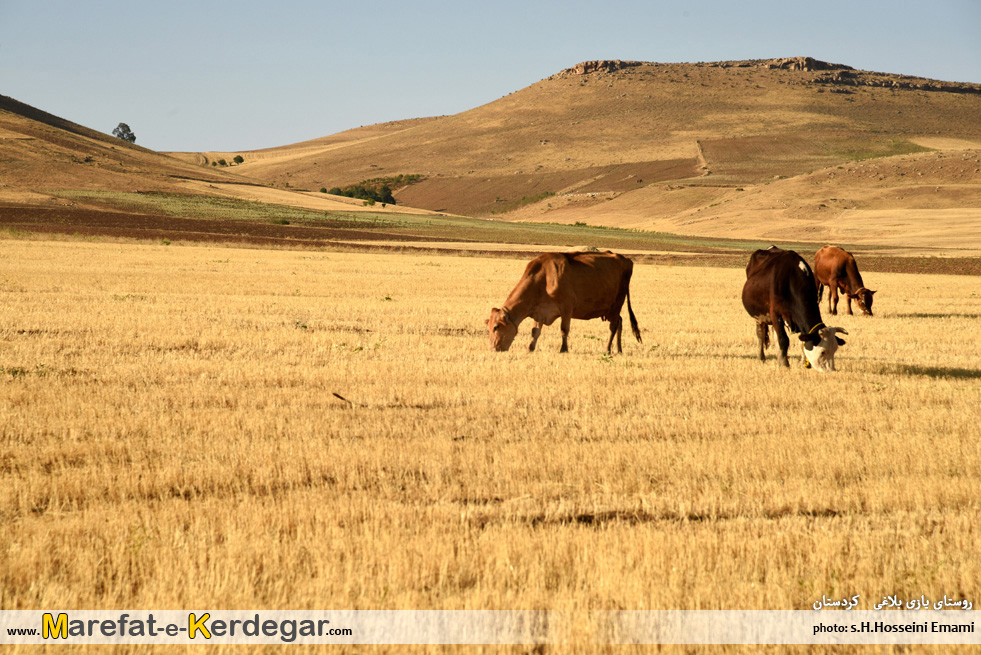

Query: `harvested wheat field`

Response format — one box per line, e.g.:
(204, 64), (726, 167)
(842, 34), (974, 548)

(2, 239), (981, 652)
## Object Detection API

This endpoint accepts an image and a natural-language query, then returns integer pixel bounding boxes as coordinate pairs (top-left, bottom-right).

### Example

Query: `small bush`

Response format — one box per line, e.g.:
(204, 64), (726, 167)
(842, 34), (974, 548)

(324, 174), (424, 205)
(233, 155), (244, 164)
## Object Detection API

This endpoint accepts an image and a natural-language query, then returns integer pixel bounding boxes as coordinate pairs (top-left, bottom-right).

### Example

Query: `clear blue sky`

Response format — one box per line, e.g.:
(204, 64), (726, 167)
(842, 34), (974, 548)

(3, 0), (979, 152)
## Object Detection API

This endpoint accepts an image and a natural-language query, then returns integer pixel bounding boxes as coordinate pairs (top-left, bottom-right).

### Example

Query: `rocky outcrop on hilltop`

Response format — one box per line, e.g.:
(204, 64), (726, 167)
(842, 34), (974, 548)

(706, 57), (852, 71)
(564, 57), (852, 75)
(715, 57), (981, 95)
(565, 60), (643, 75)
(812, 68), (981, 95)
(560, 56), (981, 96)
(762, 56), (852, 71)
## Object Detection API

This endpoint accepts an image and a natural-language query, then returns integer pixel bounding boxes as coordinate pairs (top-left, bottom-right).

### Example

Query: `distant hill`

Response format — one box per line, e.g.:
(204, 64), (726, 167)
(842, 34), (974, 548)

(0, 94), (244, 201)
(0, 95), (437, 221)
(4, 56), (981, 252)
(187, 57), (981, 248)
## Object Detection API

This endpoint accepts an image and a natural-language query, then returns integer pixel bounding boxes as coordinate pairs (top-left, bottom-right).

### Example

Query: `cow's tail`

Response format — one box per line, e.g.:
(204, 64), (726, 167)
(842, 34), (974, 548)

(626, 286), (641, 343)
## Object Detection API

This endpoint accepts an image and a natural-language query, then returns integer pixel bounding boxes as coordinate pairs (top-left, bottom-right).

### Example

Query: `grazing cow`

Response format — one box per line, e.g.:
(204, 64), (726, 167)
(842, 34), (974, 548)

(742, 247), (848, 371)
(814, 245), (876, 316)
(486, 251), (641, 353)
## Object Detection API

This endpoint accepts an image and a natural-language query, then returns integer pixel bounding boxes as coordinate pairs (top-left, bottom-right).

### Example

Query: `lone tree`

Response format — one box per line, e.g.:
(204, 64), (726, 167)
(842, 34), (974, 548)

(112, 123), (136, 143)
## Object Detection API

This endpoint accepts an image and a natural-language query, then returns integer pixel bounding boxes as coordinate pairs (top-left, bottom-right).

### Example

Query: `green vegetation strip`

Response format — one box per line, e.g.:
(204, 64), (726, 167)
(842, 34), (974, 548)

(50, 191), (392, 228)
(35, 191), (981, 275)
(827, 137), (931, 162)
(49, 190), (777, 253)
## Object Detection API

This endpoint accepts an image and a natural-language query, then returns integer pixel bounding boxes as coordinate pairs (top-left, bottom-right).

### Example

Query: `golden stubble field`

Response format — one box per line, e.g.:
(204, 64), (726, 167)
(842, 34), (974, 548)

(2, 238), (981, 652)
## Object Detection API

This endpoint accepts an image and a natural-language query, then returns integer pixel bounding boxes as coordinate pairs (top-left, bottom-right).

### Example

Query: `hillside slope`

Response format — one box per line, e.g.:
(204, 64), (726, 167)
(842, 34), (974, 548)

(193, 57), (981, 249)
(0, 95), (440, 218)
(0, 94), (243, 202)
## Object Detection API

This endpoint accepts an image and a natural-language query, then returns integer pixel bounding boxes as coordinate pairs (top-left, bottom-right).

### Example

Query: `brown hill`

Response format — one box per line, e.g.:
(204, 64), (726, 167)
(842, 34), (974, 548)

(0, 95), (439, 220)
(191, 57), (981, 250)
(0, 94), (243, 201)
(4, 57), (981, 254)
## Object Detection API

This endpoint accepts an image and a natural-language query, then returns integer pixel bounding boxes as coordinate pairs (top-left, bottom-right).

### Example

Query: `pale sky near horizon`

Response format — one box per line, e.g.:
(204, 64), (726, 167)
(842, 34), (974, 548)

(2, 0), (979, 152)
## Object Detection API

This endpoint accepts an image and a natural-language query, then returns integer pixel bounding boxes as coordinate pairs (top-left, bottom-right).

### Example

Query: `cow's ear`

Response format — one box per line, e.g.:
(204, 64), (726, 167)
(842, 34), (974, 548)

(836, 337), (846, 346)
(869, 290), (877, 295)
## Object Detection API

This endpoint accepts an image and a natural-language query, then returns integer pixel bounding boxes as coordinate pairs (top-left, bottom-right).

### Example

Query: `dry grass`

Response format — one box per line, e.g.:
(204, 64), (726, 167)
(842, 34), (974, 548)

(2, 239), (981, 652)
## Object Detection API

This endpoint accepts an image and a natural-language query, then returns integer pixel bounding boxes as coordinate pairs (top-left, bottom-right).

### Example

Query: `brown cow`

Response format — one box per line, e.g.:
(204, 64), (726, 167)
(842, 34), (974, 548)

(486, 251), (641, 353)
(814, 245), (876, 316)
(742, 246), (848, 371)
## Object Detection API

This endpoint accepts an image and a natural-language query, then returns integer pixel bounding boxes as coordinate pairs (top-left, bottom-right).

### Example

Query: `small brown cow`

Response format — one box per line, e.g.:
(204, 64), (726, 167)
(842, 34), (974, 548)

(485, 251), (641, 353)
(814, 245), (876, 316)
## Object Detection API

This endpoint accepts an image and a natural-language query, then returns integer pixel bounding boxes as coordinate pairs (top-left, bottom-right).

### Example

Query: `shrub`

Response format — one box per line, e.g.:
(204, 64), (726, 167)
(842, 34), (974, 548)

(233, 155), (244, 164)
(323, 174), (424, 205)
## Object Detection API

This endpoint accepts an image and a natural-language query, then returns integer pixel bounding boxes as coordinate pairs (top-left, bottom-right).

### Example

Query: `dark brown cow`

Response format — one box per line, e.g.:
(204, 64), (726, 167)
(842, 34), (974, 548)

(742, 246), (848, 371)
(814, 245), (876, 316)
(486, 251), (641, 353)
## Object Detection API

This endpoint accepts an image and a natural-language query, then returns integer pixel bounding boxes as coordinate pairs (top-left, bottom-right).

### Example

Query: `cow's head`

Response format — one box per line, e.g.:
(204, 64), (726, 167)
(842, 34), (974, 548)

(485, 307), (518, 351)
(799, 326), (848, 372)
(849, 287), (876, 316)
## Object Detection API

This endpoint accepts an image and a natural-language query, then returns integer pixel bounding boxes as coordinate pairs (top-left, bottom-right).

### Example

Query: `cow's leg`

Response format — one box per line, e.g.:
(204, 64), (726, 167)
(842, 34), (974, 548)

(845, 293), (854, 315)
(559, 313), (572, 353)
(606, 315), (623, 354)
(817, 283), (824, 303)
(829, 284), (839, 315)
(528, 322), (543, 351)
(772, 319), (791, 367)
(755, 321), (768, 362)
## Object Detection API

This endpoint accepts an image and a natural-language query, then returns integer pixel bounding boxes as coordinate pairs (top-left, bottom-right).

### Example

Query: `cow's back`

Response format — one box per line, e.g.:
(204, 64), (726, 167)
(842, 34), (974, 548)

(814, 245), (855, 284)
(540, 251), (631, 319)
